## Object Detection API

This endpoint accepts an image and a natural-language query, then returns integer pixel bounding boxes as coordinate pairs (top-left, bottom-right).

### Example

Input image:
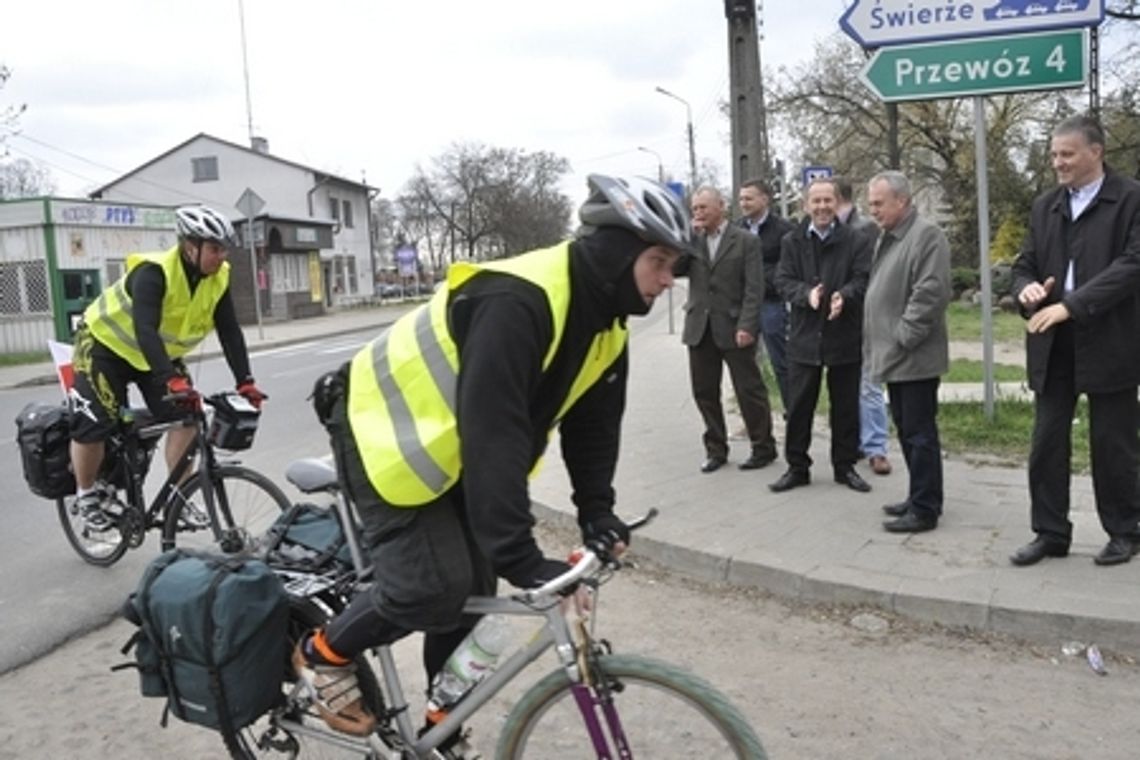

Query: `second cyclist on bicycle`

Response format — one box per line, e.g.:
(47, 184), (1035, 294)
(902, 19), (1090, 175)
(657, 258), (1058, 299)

(68, 205), (268, 530)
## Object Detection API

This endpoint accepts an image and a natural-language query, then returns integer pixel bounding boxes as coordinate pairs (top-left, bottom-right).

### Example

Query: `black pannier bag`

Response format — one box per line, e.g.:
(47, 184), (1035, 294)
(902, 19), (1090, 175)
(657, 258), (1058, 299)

(208, 392), (261, 451)
(115, 549), (289, 735)
(15, 402), (75, 499)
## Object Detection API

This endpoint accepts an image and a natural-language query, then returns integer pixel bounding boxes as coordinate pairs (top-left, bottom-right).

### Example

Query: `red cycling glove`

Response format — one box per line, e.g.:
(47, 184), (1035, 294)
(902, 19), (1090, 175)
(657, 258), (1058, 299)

(165, 375), (201, 411)
(236, 379), (268, 410)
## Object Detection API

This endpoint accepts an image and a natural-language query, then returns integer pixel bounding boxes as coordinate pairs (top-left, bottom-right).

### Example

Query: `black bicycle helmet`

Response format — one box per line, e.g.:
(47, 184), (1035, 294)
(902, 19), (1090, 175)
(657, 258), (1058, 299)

(175, 205), (237, 246)
(578, 174), (693, 255)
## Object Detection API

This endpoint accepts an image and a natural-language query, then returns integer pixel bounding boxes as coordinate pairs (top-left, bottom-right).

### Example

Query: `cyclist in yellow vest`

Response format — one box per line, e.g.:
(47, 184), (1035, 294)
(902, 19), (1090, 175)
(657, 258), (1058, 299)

(293, 175), (692, 746)
(68, 205), (267, 529)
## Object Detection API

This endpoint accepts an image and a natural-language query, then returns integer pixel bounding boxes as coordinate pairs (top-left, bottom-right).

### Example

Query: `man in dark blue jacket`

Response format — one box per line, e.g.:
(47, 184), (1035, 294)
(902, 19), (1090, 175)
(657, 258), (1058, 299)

(739, 178), (795, 409)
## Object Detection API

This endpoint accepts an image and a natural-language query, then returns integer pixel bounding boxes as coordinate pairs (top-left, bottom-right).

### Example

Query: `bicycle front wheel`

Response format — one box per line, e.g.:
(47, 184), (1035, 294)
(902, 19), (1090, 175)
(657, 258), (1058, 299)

(497, 653), (767, 759)
(162, 465), (290, 553)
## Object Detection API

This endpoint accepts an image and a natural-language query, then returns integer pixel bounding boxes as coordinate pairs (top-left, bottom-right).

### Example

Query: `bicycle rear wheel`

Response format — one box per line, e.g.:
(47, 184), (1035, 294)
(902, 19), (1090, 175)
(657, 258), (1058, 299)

(496, 653), (767, 759)
(56, 493), (129, 566)
(162, 465), (290, 553)
(225, 596), (386, 759)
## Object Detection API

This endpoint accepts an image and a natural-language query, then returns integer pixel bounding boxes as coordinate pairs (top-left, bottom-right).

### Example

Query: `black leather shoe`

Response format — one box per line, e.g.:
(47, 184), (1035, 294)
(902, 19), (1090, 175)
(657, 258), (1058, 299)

(769, 468), (810, 493)
(700, 456), (727, 474)
(1093, 536), (1140, 566)
(834, 468), (871, 493)
(1009, 537), (1069, 566)
(882, 501), (909, 517)
(739, 451), (777, 470)
(883, 512), (937, 533)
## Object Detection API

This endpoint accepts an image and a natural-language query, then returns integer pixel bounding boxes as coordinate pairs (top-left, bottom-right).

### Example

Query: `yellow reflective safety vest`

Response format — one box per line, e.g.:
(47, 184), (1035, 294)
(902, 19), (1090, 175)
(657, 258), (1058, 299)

(84, 246), (230, 371)
(348, 242), (628, 506)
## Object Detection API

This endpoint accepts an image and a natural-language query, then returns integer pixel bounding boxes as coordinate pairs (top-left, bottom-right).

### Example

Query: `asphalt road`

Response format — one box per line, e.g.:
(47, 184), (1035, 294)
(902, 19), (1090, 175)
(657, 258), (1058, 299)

(0, 328), (374, 674)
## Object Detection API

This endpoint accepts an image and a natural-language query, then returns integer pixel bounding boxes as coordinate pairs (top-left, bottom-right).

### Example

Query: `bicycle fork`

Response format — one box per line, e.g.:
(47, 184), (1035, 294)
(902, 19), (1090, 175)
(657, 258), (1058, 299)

(571, 620), (633, 760)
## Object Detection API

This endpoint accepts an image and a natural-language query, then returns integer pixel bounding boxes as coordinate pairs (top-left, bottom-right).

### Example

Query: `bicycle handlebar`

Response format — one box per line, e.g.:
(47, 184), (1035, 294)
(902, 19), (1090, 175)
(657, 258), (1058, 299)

(520, 508), (658, 602)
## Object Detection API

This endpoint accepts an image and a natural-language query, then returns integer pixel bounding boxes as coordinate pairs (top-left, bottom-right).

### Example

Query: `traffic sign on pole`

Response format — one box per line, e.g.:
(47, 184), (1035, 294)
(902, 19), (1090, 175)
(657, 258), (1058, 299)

(234, 187), (266, 339)
(859, 29), (1087, 102)
(801, 165), (834, 188)
(841, 0), (1103, 48)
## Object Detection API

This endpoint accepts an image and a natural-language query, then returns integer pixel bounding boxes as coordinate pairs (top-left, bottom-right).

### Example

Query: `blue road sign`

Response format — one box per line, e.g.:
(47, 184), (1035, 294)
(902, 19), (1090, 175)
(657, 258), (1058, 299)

(840, 0), (1104, 47)
(802, 165), (834, 187)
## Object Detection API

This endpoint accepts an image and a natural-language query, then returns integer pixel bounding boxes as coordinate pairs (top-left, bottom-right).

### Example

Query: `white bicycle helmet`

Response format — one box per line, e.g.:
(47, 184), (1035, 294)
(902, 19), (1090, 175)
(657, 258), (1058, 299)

(175, 205), (237, 245)
(578, 174), (693, 255)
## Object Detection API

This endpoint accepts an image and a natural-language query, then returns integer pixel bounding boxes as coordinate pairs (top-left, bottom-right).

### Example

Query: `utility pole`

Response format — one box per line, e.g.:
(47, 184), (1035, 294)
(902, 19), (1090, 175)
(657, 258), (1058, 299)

(237, 0), (256, 147)
(725, 0), (771, 202)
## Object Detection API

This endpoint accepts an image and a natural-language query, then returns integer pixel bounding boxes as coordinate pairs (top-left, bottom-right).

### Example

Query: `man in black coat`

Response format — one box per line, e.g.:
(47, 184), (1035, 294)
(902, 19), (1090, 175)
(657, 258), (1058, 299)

(679, 186), (778, 473)
(769, 178), (872, 494)
(1010, 114), (1140, 567)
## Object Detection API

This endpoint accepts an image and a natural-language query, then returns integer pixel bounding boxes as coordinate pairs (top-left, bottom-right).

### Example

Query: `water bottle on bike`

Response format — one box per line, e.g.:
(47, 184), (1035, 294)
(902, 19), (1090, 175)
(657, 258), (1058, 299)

(425, 615), (512, 723)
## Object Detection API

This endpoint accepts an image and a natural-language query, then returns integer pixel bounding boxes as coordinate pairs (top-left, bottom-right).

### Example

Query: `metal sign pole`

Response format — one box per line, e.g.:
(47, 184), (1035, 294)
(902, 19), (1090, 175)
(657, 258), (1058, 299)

(235, 187), (267, 341)
(247, 219), (264, 340)
(974, 96), (994, 421)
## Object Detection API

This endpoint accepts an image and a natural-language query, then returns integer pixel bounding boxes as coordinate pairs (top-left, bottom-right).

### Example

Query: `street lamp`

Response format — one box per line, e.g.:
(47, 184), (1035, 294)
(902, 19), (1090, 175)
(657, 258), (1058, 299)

(637, 146), (664, 183)
(654, 86), (698, 196)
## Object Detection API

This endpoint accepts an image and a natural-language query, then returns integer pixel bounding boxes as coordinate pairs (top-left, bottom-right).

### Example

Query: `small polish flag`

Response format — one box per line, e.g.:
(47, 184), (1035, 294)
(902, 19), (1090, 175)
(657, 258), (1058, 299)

(47, 340), (75, 396)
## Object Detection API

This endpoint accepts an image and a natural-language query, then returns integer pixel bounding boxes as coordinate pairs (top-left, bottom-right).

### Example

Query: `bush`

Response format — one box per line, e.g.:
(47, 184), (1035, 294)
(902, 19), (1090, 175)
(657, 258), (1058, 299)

(950, 267), (980, 298)
(949, 266), (1014, 299)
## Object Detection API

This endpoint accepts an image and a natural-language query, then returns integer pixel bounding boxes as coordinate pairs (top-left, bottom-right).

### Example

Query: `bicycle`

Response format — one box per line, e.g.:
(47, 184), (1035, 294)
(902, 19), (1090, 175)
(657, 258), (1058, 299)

(57, 391), (291, 567)
(227, 457), (767, 759)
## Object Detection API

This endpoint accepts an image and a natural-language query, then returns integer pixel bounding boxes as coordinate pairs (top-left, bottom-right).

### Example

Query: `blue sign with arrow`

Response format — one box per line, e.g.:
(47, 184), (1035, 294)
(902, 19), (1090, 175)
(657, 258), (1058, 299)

(840, 0), (1104, 47)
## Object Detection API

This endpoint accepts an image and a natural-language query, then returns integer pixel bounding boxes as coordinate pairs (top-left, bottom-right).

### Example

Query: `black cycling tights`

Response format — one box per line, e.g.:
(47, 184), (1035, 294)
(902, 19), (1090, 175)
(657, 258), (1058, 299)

(324, 591), (472, 683)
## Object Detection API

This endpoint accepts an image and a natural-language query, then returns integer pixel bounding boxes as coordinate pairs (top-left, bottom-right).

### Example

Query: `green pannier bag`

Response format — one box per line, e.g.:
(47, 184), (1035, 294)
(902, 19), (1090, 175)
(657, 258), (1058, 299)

(116, 549), (289, 735)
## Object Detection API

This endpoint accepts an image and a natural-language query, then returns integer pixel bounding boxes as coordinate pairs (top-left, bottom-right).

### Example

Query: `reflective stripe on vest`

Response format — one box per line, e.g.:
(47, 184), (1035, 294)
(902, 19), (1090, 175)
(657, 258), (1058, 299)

(83, 246), (230, 371)
(347, 242), (628, 506)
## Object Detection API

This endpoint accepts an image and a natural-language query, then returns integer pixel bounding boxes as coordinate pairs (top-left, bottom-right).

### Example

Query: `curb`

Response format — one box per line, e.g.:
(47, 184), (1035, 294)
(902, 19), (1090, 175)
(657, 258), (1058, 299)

(530, 502), (1140, 655)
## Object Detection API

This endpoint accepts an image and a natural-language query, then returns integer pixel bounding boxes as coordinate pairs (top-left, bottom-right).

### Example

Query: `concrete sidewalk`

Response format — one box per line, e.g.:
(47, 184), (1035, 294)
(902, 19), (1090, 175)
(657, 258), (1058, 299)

(5, 297), (1137, 659)
(529, 304), (1140, 655)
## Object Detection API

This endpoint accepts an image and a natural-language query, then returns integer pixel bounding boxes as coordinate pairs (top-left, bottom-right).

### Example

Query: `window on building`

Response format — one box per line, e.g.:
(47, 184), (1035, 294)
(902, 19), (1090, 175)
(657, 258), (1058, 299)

(342, 200), (354, 229)
(191, 156), (219, 182)
(270, 253), (310, 294)
(329, 197), (340, 222)
(0, 261), (50, 315)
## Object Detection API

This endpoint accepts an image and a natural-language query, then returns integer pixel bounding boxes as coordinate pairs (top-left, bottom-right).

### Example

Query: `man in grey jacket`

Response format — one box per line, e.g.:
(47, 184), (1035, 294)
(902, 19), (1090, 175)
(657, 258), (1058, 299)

(679, 186), (778, 473)
(864, 171), (952, 533)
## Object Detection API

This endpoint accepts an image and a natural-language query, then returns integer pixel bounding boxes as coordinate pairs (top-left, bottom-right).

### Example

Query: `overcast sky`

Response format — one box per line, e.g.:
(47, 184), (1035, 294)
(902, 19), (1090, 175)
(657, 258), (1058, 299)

(3, 1), (857, 209)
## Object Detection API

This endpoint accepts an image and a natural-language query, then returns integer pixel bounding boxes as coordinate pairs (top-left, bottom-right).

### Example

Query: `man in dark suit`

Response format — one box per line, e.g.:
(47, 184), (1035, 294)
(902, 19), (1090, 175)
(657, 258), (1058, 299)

(678, 186), (777, 473)
(1010, 114), (1140, 567)
(769, 178), (872, 494)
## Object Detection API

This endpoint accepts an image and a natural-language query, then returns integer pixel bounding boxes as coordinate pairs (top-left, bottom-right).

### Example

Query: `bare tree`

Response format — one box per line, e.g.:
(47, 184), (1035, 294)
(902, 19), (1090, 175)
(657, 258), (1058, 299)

(767, 34), (1060, 266)
(0, 157), (54, 199)
(397, 142), (572, 265)
(1, 65), (27, 152)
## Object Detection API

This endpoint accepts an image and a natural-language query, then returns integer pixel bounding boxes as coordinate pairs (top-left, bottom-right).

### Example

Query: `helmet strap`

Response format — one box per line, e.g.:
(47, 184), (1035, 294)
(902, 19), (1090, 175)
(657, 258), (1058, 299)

(181, 238), (205, 275)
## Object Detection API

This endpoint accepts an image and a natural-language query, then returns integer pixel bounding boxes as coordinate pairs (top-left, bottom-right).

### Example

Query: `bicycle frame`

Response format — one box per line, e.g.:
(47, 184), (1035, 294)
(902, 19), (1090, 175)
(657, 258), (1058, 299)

(388, 596), (572, 758)
(274, 469), (631, 759)
(113, 404), (235, 549)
